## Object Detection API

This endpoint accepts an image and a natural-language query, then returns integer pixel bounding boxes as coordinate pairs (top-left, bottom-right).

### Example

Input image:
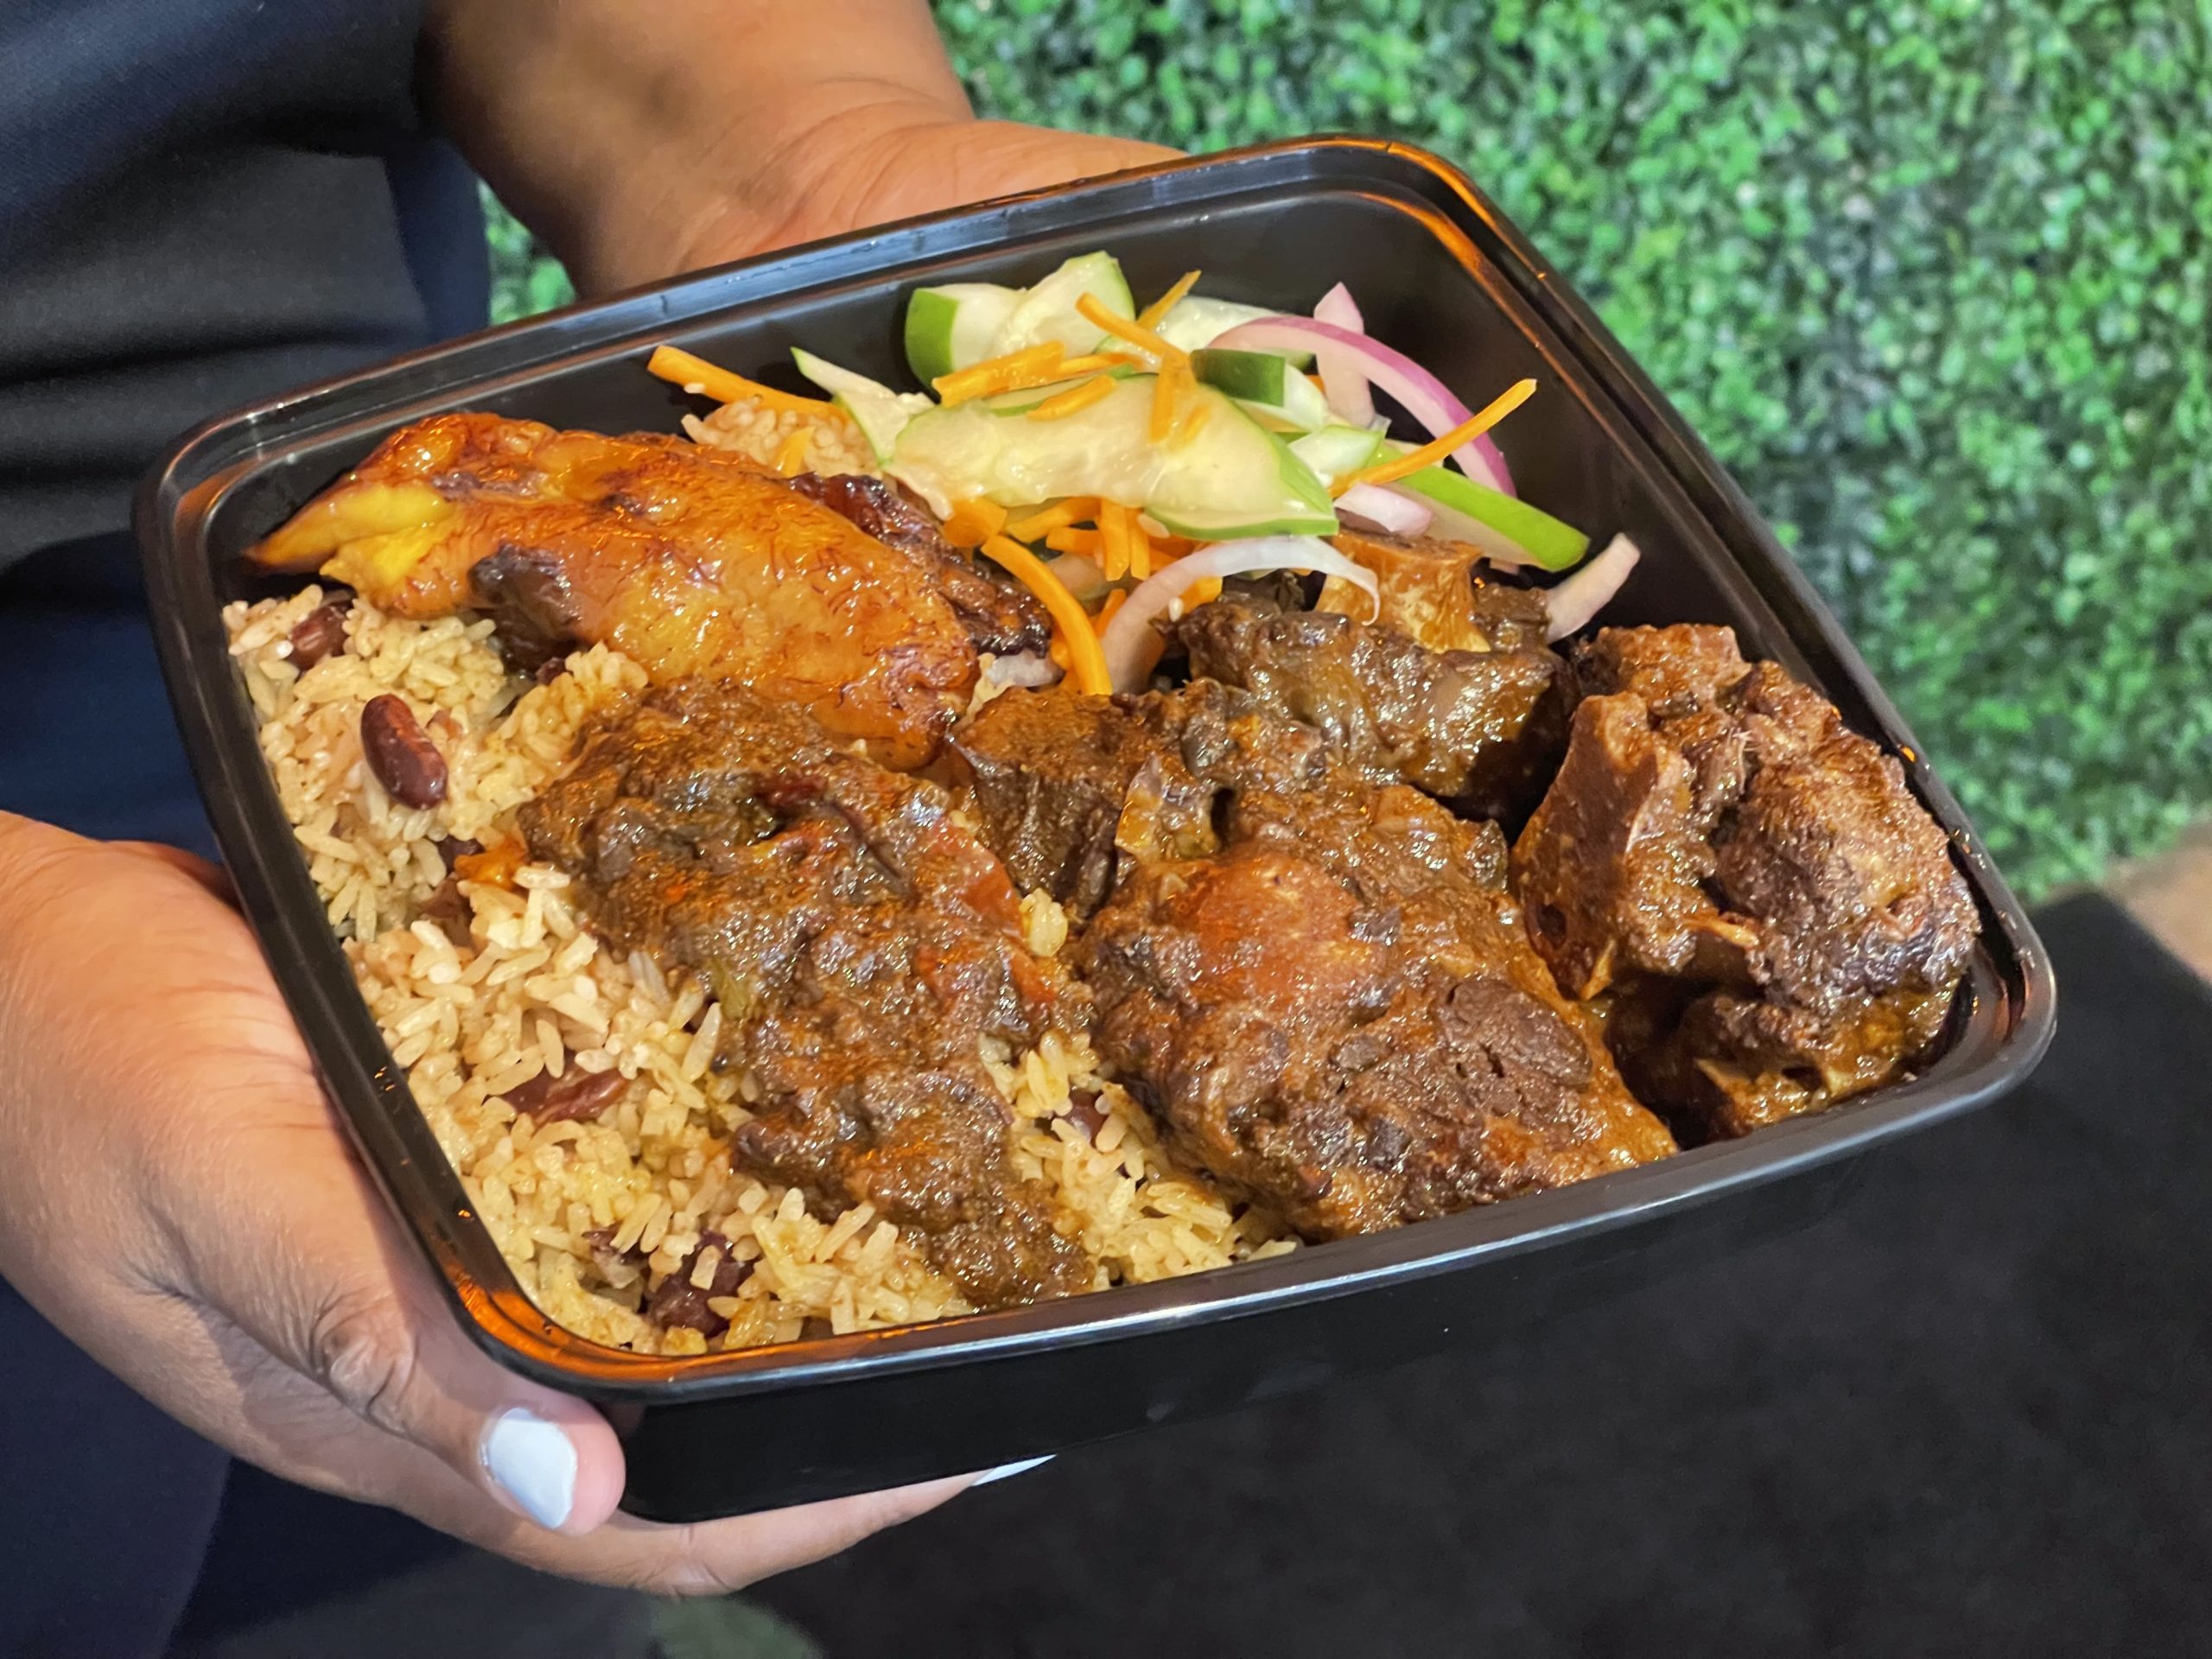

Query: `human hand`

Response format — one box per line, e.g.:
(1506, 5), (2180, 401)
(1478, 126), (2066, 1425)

(428, 0), (1177, 294)
(0, 814), (966, 1594)
(665, 105), (1180, 281)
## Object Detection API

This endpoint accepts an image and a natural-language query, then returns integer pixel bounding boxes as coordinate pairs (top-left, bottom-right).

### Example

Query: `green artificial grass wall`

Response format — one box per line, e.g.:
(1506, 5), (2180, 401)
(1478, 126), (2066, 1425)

(486, 1), (2212, 899)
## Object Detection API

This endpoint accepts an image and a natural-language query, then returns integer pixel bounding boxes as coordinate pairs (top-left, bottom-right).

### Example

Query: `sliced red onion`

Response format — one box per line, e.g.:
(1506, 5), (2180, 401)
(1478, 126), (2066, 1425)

(1336, 482), (1434, 537)
(982, 652), (1063, 690)
(1312, 283), (1376, 428)
(1100, 537), (1382, 692)
(1543, 533), (1641, 640)
(1210, 315), (1516, 497)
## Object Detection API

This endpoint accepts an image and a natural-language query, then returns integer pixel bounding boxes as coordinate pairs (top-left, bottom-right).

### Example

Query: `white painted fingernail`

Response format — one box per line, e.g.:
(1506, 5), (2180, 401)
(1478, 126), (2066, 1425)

(480, 1408), (577, 1529)
(971, 1455), (1053, 1486)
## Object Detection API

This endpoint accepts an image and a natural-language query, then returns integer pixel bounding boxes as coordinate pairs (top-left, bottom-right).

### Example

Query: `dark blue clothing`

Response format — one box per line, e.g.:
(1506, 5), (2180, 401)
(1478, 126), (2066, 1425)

(0, 537), (217, 855)
(2, 0), (486, 568)
(0, 543), (225, 1657)
(1, 3), (486, 1652)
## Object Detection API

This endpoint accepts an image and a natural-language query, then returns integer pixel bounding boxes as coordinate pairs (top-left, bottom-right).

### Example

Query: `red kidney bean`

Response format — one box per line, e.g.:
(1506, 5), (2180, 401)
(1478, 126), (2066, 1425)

(431, 835), (485, 871)
(360, 694), (447, 808)
(285, 594), (353, 669)
(1064, 1090), (1109, 1142)
(645, 1230), (753, 1337)
(418, 875), (474, 948)
(504, 1065), (626, 1125)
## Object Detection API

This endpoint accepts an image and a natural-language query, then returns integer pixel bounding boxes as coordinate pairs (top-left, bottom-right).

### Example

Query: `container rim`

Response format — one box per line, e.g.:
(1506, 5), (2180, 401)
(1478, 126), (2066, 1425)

(136, 135), (2056, 1403)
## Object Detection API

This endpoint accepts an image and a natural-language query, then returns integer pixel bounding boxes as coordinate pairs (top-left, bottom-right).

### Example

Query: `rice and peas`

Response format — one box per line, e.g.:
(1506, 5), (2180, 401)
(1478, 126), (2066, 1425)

(224, 396), (1294, 1357)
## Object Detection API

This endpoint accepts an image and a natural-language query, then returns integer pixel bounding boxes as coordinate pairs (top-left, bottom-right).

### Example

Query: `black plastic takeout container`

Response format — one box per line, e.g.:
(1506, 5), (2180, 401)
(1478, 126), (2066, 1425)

(138, 139), (2056, 1520)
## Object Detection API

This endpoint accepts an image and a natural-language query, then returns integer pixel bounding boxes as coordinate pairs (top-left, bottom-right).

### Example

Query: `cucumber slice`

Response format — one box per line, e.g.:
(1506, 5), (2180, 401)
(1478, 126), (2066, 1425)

(902, 283), (1020, 384)
(1155, 296), (1315, 365)
(1147, 408), (1338, 540)
(1391, 461), (1591, 571)
(995, 251), (1135, 358)
(905, 255), (1138, 383)
(1288, 424), (1388, 490)
(889, 375), (1338, 541)
(1191, 349), (1332, 433)
(790, 348), (933, 463)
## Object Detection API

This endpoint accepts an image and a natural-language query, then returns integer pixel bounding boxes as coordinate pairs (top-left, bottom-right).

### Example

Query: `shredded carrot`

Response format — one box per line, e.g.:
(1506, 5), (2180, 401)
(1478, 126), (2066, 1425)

(1007, 497), (1102, 543)
(1127, 508), (1154, 582)
(940, 499), (1007, 549)
(979, 535), (1112, 696)
(1097, 501), (1134, 582)
(1180, 574), (1224, 610)
(772, 428), (814, 475)
(1027, 374), (1116, 422)
(1057, 352), (1143, 375)
(1077, 294), (1186, 365)
(932, 342), (1066, 405)
(1136, 270), (1202, 331)
(1149, 359), (1184, 442)
(1338, 377), (1537, 494)
(1152, 532), (1198, 562)
(646, 346), (835, 416)
(1046, 525), (1103, 556)
(1170, 386), (1212, 446)
(1101, 501), (1151, 581)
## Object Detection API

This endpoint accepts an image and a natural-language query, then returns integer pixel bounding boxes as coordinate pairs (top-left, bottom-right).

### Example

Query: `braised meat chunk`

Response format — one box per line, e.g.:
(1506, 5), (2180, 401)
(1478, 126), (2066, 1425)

(519, 679), (1090, 1307)
(1713, 664), (1977, 1010)
(950, 678), (1331, 919)
(1506, 690), (1759, 1001)
(950, 690), (1185, 919)
(1050, 686), (1673, 1238)
(251, 413), (983, 766)
(1573, 621), (1751, 714)
(1520, 628), (1974, 1010)
(1628, 984), (1955, 1139)
(1175, 598), (1568, 823)
(1513, 625), (1978, 1138)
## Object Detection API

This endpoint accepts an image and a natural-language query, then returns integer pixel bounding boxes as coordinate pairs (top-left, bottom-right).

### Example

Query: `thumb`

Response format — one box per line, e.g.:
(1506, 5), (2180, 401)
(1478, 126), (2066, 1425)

(163, 1109), (631, 1532)
(295, 1229), (632, 1535)
(1, 824), (631, 1534)
(128, 1000), (631, 1531)
(172, 1128), (633, 1534)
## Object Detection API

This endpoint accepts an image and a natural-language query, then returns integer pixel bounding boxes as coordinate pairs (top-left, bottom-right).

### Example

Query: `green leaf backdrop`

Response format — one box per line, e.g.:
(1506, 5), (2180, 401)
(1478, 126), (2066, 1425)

(485, 0), (2212, 899)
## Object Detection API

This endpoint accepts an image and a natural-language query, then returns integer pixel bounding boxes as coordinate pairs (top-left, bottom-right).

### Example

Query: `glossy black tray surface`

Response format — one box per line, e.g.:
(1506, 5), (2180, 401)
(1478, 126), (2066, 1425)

(137, 139), (2055, 1520)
